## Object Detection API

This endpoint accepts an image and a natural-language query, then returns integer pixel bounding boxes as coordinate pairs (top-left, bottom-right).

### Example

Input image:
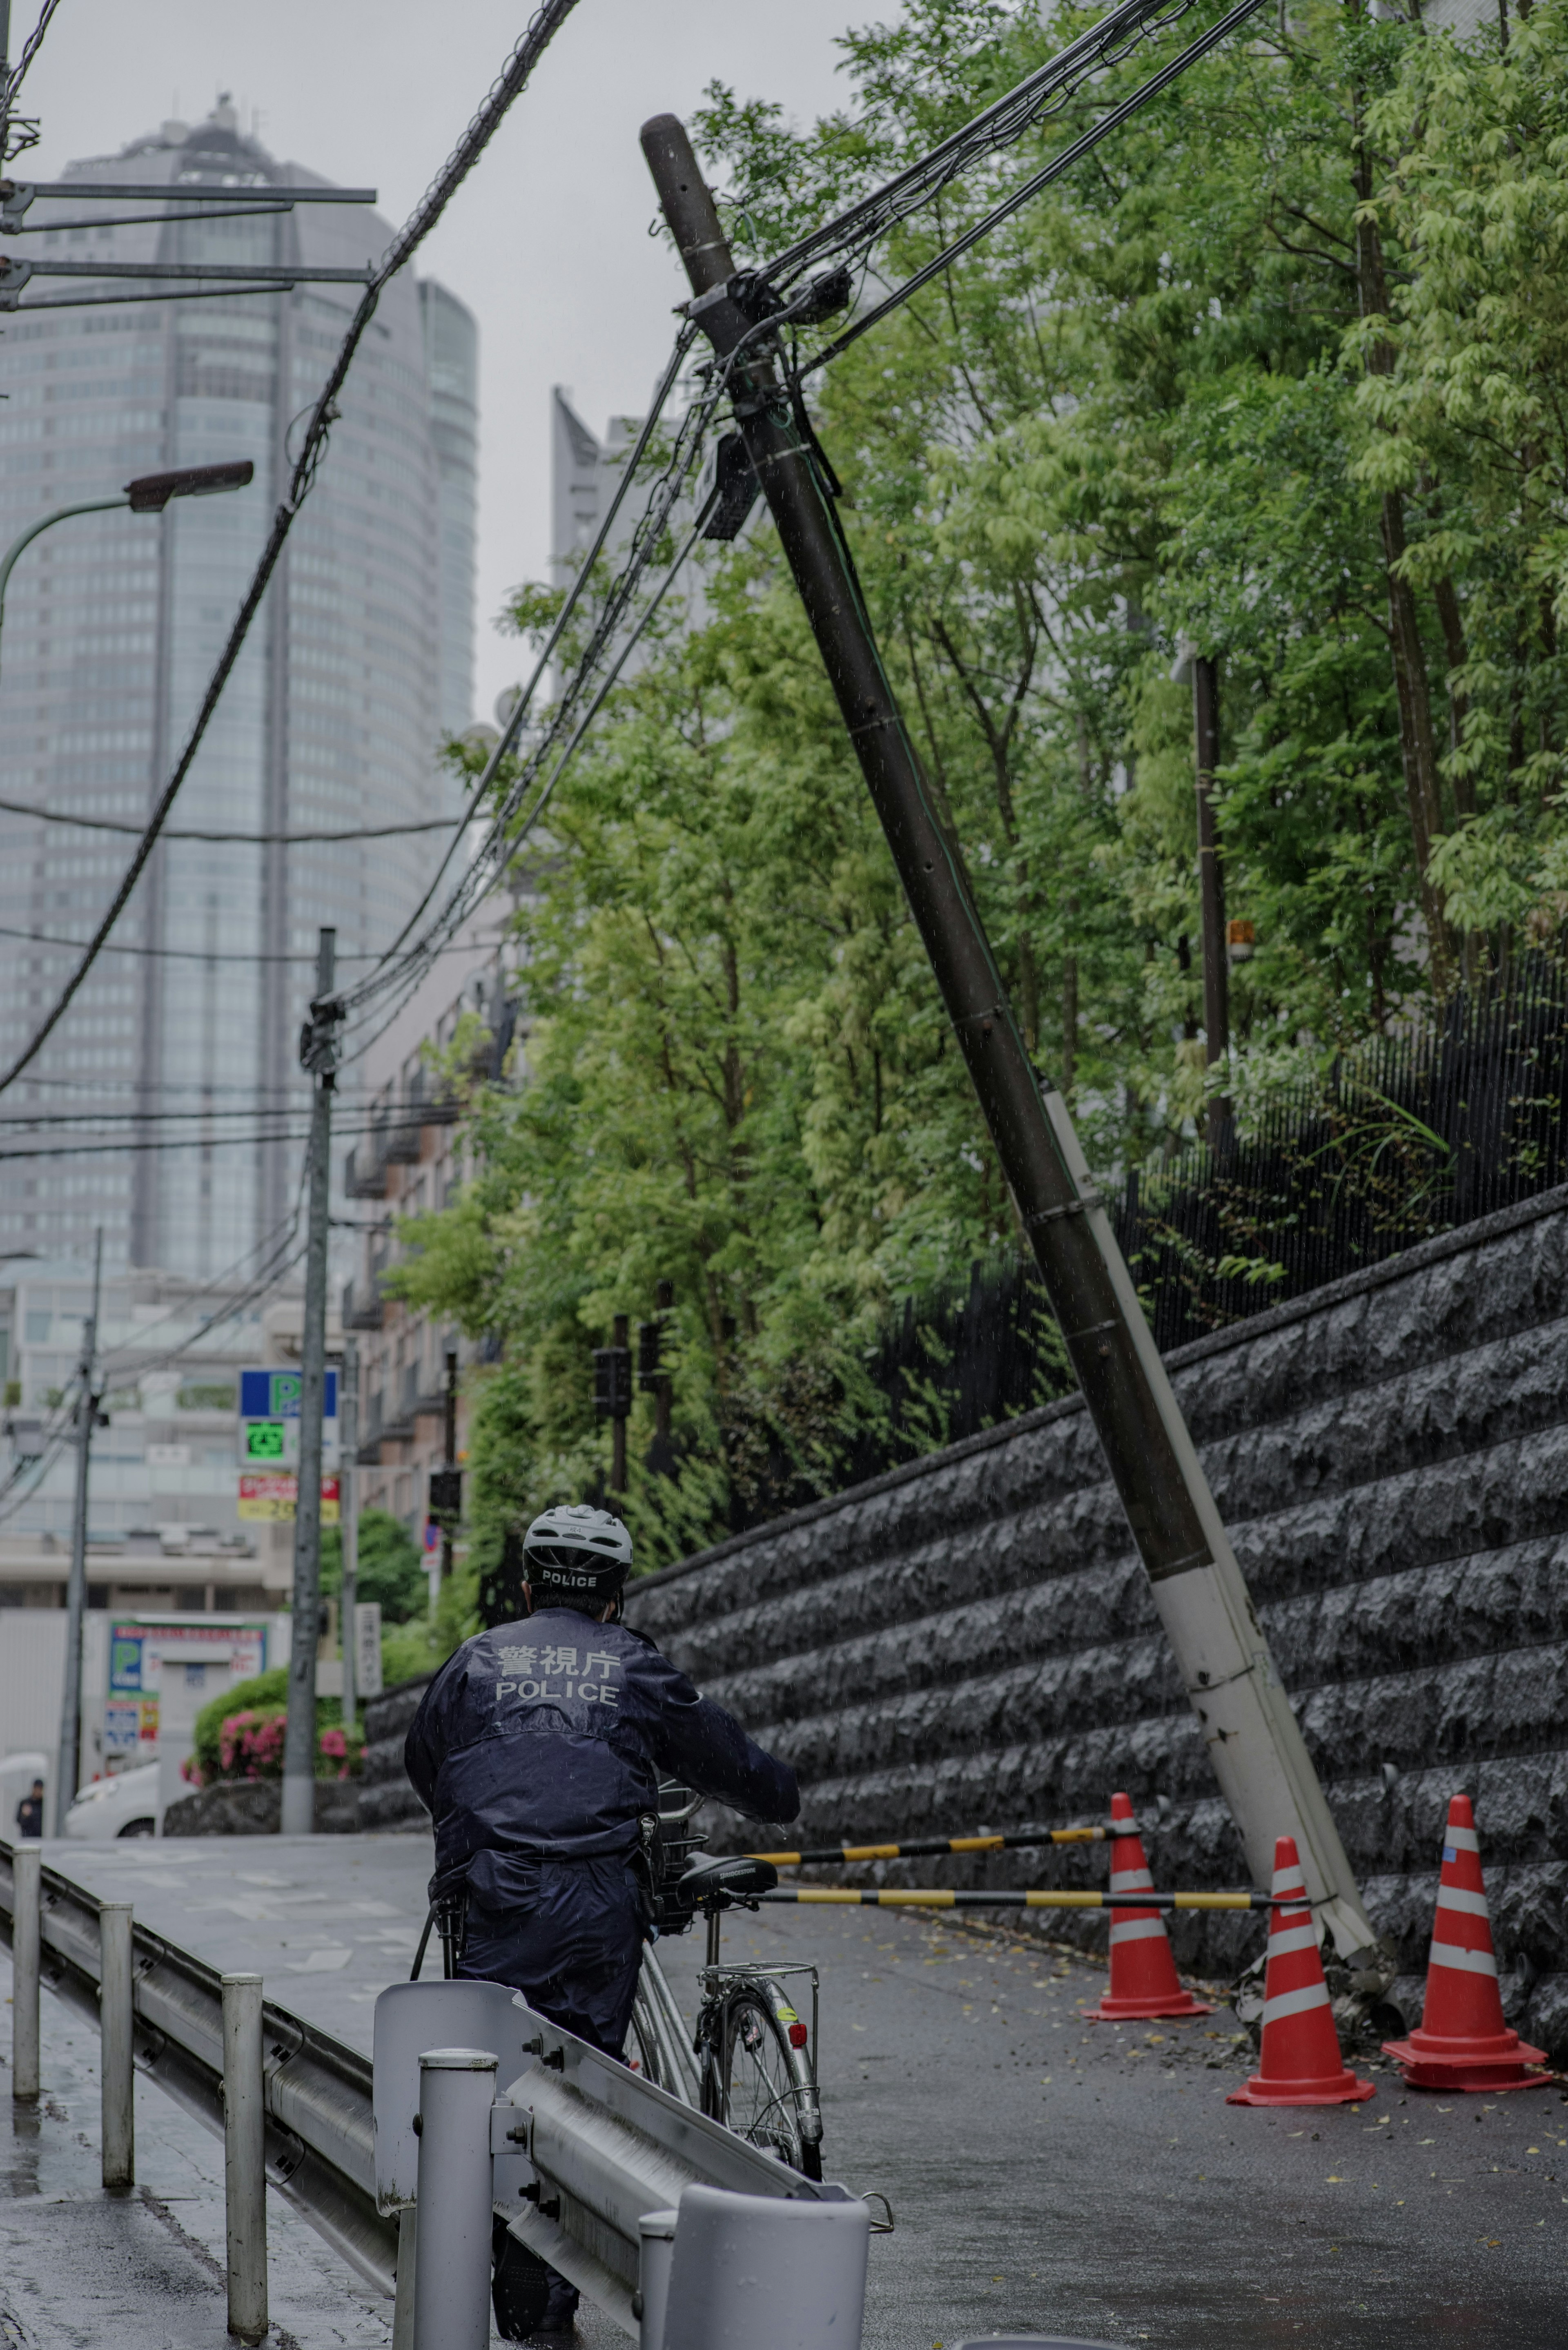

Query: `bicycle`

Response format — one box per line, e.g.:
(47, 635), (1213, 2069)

(410, 1781), (826, 2181)
(628, 1785), (825, 2181)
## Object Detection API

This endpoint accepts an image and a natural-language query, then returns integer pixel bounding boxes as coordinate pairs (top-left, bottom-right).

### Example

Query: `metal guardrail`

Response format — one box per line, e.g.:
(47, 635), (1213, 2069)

(374, 1980), (851, 2344)
(0, 1840), (397, 2292)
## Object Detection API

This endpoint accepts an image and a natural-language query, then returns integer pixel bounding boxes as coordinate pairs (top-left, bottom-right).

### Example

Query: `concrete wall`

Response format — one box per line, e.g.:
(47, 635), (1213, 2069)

(624, 1188), (1568, 2059)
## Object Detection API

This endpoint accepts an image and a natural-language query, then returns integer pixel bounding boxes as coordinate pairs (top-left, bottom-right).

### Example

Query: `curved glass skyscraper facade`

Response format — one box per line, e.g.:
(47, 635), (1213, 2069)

(0, 101), (478, 1278)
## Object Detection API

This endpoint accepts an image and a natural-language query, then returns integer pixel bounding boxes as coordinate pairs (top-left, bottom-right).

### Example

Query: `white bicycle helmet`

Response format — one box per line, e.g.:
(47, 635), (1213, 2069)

(522, 1502), (633, 1599)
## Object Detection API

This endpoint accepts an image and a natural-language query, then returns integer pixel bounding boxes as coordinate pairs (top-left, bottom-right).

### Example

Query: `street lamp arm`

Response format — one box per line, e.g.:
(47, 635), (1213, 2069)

(0, 463), (253, 684)
(0, 494), (129, 629)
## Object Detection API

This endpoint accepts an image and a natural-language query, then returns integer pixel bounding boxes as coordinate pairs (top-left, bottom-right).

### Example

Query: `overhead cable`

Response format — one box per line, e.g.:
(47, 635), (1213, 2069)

(341, 322), (699, 1005)
(0, 796), (471, 844)
(796, 0), (1271, 380)
(0, 918), (506, 968)
(762, 0), (1229, 294)
(0, 0), (583, 1101)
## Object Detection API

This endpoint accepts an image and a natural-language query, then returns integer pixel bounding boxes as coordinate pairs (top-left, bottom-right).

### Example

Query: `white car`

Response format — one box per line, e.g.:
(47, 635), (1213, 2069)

(63, 1761), (160, 1839)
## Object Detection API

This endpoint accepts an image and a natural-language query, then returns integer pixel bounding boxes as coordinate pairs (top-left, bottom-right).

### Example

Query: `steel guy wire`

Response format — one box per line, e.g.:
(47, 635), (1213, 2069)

(0, 0), (584, 1102)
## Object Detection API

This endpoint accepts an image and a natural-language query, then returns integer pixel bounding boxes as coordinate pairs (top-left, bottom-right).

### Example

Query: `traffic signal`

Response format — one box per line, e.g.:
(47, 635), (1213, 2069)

(428, 1467), (463, 1518)
(592, 1345), (633, 1420)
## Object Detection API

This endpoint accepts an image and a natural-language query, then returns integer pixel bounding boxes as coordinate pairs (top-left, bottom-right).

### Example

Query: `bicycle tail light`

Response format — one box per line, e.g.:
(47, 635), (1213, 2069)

(788, 2020), (808, 2048)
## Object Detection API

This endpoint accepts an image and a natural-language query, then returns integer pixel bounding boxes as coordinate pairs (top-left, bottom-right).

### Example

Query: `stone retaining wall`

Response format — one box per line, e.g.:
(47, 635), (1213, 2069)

(624, 1188), (1568, 2058)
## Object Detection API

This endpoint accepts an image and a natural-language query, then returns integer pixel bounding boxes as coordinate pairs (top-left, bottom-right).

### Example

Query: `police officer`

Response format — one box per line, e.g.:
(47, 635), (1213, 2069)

(404, 1502), (798, 2336)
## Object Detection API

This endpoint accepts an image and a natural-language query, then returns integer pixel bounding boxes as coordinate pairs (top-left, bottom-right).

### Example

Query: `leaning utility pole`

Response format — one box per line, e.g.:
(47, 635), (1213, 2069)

(641, 116), (1375, 1960)
(281, 929), (341, 1838)
(54, 1226), (102, 1833)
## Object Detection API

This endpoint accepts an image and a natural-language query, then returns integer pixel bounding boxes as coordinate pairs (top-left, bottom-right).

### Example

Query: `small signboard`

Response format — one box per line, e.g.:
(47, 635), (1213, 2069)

(109, 1620), (268, 1692)
(237, 1473), (340, 1524)
(353, 1600), (383, 1700)
(238, 1367), (338, 1473)
(103, 1697), (158, 1755)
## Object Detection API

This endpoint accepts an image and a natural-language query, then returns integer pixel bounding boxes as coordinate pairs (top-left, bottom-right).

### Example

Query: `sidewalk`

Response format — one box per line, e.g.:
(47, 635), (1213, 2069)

(0, 1946), (392, 2350)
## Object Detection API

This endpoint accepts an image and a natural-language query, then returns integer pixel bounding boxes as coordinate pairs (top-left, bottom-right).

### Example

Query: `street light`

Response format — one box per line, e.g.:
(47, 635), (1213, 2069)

(0, 459), (254, 680)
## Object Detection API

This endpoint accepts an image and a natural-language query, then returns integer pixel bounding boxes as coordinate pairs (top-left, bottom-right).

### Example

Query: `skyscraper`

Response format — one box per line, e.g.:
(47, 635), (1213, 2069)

(0, 100), (478, 1279)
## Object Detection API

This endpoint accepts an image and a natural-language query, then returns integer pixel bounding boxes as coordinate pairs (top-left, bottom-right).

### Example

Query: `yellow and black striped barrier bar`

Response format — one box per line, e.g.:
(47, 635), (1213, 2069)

(748, 1826), (1113, 1867)
(755, 1887), (1267, 1910)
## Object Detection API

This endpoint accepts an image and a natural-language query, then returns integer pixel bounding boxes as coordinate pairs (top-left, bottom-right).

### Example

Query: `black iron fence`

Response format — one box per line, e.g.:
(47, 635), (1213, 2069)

(852, 955), (1568, 1464)
(1118, 954), (1568, 1352)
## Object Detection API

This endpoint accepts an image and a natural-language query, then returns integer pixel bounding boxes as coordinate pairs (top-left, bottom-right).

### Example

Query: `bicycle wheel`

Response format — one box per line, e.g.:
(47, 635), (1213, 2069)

(702, 1985), (822, 2180)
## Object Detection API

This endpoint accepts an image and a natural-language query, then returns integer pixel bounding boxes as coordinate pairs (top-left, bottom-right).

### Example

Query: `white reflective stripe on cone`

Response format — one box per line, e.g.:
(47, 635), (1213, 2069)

(1270, 1873), (1309, 1901)
(1110, 1869), (1155, 1895)
(1261, 1981), (1331, 2027)
(1429, 1940), (1499, 1977)
(1113, 1821), (1143, 1839)
(1109, 1917), (1168, 1947)
(1443, 1826), (1480, 1853)
(1265, 1923), (1318, 1959)
(1434, 1886), (1491, 1920)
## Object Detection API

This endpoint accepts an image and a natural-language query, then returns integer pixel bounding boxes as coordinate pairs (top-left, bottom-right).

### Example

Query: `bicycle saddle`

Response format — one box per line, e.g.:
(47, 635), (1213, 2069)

(678, 1854), (779, 1902)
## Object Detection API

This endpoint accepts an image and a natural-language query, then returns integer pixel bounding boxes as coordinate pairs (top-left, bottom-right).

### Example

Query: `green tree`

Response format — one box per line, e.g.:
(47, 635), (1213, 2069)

(319, 1508), (428, 1623)
(390, 0), (1568, 1572)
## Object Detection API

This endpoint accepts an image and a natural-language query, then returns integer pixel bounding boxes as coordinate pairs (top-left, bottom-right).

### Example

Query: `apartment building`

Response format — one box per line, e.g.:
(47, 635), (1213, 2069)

(343, 909), (519, 1536)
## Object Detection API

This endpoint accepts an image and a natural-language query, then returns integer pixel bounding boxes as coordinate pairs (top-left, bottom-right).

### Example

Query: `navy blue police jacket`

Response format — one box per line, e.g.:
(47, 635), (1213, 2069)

(404, 1610), (799, 1912)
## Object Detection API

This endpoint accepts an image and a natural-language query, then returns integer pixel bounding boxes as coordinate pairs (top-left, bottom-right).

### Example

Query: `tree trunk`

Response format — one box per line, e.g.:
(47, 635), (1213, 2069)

(1354, 130), (1454, 986)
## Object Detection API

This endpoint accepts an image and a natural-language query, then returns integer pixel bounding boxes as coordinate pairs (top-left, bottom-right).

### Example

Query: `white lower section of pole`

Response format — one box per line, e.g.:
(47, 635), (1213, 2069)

(278, 1774), (314, 1837)
(412, 2049), (497, 2350)
(11, 1845), (40, 2102)
(99, 1901), (134, 2189)
(1042, 1089), (1376, 1959)
(222, 1971), (267, 2345)
(637, 2208), (678, 2350)
(660, 2184), (870, 2350)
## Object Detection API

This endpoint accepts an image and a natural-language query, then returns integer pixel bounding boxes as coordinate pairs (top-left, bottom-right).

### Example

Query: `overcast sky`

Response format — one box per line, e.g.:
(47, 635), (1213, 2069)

(23, 0), (867, 726)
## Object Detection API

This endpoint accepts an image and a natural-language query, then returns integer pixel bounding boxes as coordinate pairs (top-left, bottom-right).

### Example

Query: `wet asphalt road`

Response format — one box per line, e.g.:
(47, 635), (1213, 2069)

(31, 1834), (1568, 2348)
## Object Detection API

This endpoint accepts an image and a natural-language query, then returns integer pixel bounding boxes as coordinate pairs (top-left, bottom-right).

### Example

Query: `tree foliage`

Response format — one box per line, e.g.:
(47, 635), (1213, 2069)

(392, 0), (1568, 1579)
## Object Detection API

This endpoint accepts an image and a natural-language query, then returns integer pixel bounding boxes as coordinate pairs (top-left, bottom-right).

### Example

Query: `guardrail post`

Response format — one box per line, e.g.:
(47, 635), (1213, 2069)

(99, 1900), (134, 2188)
(390, 2205), (417, 2350)
(222, 1971), (268, 2344)
(662, 2183), (870, 2350)
(413, 2048), (497, 2350)
(637, 2207), (678, 2350)
(11, 1844), (40, 2102)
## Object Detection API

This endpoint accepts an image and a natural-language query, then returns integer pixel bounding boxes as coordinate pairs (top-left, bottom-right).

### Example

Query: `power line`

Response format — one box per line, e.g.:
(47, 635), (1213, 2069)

(341, 323), (699, 1007)
(0, 1118), (393, 1161)
(795, 0), (1270, 382)
(0, 796), (472, 845)
(0, 0), (583, 1100)
(0, 918), (510, 968)
(336, 348), (716, 1039)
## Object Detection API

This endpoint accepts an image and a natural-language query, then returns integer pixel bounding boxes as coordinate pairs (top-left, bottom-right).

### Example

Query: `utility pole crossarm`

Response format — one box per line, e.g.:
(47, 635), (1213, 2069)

(639, 114), (1376, 1965)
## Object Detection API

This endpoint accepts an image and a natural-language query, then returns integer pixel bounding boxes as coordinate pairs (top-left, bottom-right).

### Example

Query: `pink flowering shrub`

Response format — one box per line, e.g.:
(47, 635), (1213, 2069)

(178, 1705), (365, 1788)
(219, 1708), (289, 1780)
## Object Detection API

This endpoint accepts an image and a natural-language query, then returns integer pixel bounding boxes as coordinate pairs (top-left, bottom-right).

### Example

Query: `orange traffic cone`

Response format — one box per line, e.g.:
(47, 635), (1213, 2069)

(1227, 1837), (1374, 2107)
(1381, 1795), (1553, 2094)
(1082, 1792), (1212, 2022)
